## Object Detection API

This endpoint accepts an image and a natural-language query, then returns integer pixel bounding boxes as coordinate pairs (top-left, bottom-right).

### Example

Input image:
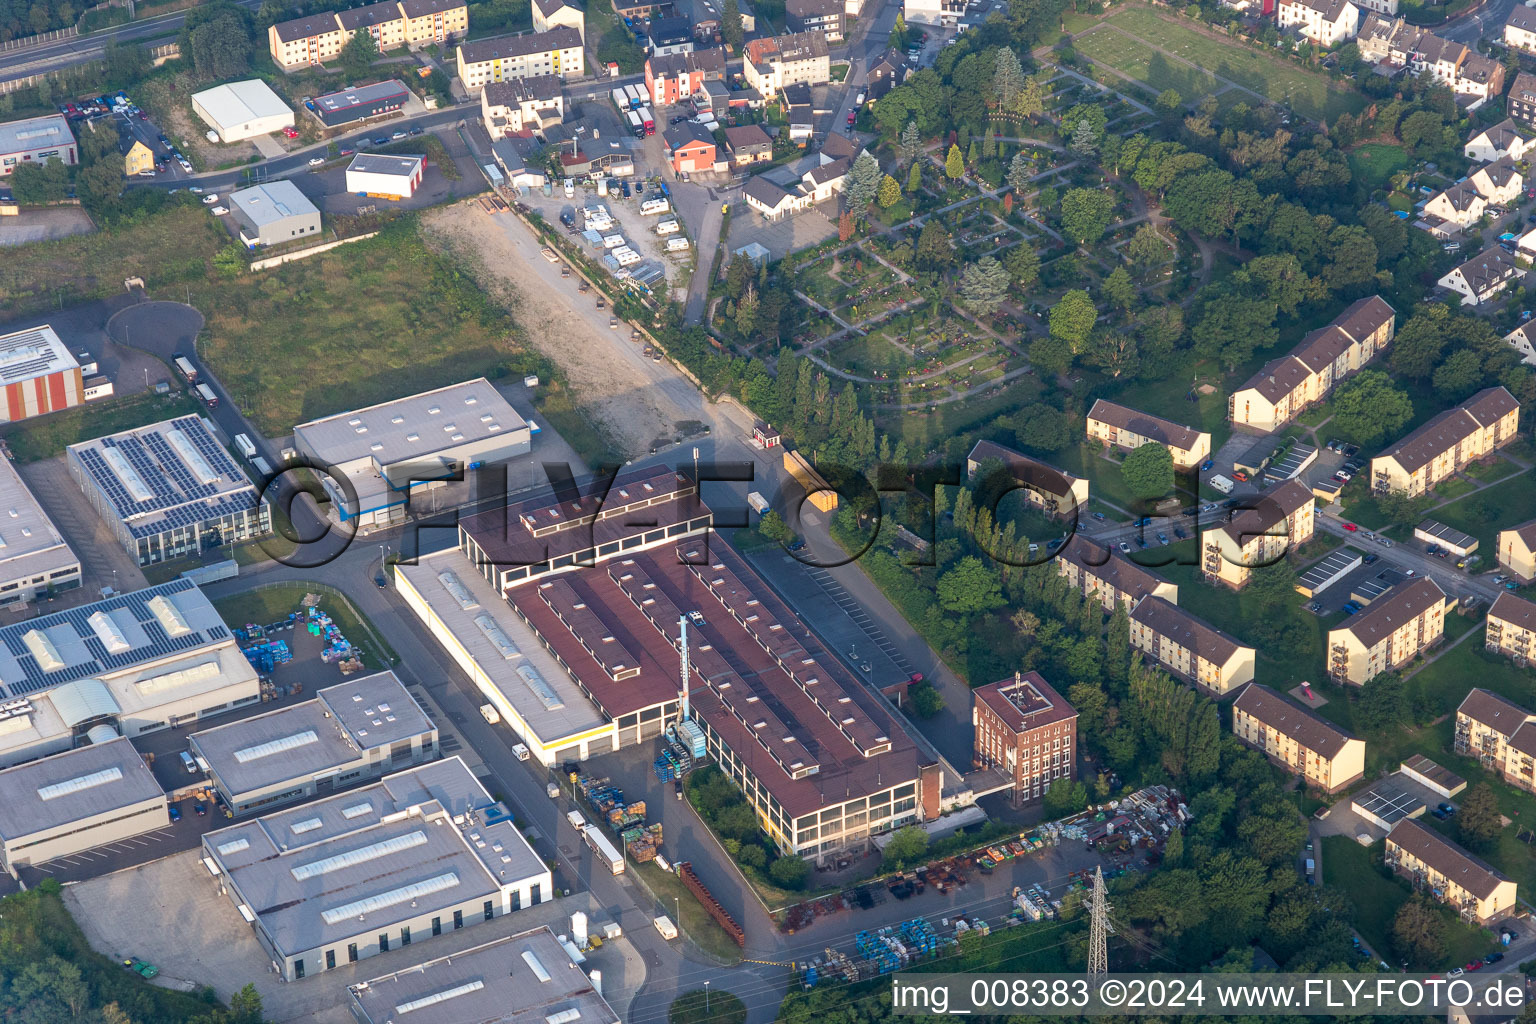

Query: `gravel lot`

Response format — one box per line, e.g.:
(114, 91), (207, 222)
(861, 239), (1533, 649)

(516, 181), (693, 301)
(0, 207), (95, 246)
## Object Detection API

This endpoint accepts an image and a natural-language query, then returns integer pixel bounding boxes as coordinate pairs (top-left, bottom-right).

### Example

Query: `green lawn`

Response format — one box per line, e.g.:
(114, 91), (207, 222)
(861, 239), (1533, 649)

(1, 390), (201, 463)
(1412, 629), (1536, 719)
(1074, 26), (1220, 101)
(1349, 143), (1410, 191)
(212, 583), (398, 668)
(631, 861), (743, 965)
(1427, 467), (1536, 558)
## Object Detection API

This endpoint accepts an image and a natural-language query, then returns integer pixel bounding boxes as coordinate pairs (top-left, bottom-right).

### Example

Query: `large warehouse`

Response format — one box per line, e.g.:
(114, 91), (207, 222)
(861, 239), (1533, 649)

(201, 756), (552, 981)
(312, 79), (411, 126)
(0, 113), (76, 174)
(292, 378), (531, 530)
(0, 324), (84, 422)
(227, 180), (322, 248)
(189, 670), (438, 815)
(0, 737), (167, 877)
(0, 579), (260, 767)
(0, 452), (81, 606)
(345, 152), (424, 200)
(66, 414), (270, 566)
(192, 80), (295, 142)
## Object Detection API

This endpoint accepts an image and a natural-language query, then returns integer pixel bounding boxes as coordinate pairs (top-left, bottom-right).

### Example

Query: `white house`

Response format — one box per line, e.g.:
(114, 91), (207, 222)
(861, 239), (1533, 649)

(1466, 119), (1536, 163)
(1470, 157), (1523, 206)
(1507, 4), (1536, 53)
(1422, 182), (1487, 229)
(1439, 247), (1523, 306)
(1278, 0), (1360, 47)
(902, 0), (964, 27)
(1506, 322), (1536, 366)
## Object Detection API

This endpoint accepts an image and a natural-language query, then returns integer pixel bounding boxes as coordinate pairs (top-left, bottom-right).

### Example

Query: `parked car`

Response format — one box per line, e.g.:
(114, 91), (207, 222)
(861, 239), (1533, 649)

(1486, 953), (1505, 964)
(210, 206), (229, 215)
(1092, 511), (1105, 520)
(1448, 967), (1464, 977)
(1431, 807), (1448, 819)
(392, 129), (408, 140)
(1438, 802), (1456, 815)
(189, 186), (204, 194)
(168, 804), (182, 822)
(1118, 542), (1131, 553)
(201, 194), (219, 204)
(1342, 522), (1358, 531)
(1364, 553), (1378, 564)
(308, 156), (324, 166)
(1233, 471), (1249, 482)
(1173, 527), (1186, 539)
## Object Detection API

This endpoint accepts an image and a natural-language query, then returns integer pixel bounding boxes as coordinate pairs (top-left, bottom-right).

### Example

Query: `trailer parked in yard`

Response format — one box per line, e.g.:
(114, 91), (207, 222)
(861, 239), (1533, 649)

(583, 823), (625, 874)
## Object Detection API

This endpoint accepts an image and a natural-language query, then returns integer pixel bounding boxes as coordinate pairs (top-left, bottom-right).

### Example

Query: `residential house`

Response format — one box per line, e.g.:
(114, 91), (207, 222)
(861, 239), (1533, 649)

(787, 0), (845, 41)
(802, 157), (848, 202)
(1200, 479), (1316, 589)
(1371, 386), (1520, 495)
(1511, 72), (1536, 125)
(1228, 295), (1396, 431)
(456, 28), (584, 91)
(647, 16), (694, 55)
(1326, 577), (1449, 684)
(866, 50), (910, 101)
(743, 32), (830, 95)
(1420, 182), (1486, 231)
(971, 671), (1077, 807)
(399, 0), (469, 45)
(123, 139), (154, 176)
(1055, 537), (1180, 612)
(268, 12), (348, 69)
(1505, 322), (1536, 367)
(1277, 0), (1360, 47)
(531, 0), (585, 41)
(1499, 521), (1536, 582)
(337, 0), (410, 52)
(644, 48), (725, 108)
(903, 0), (966, 26)
(1385, 818), (1517, 922)
(1507, 4), (1536, 53)
(1356, 16), (1504, 100)
(1486, 591), (1536, 666)
(663, 121), (716, 174)
(743, 175), (807, 219)
(1436, 246), (1522, 306)
(479, 75), (564, 139)
(964, 439), (1089, 518)
(722, 123), (773, 165)
(1232, 683), (1366, 793)
(1455, 688), (1536, 769)
(1469, 157), (1522, 205)
(1466, 118), (1536, 163)
(1085, 399), (1210, 469)
(1130, 596), (1257, 697)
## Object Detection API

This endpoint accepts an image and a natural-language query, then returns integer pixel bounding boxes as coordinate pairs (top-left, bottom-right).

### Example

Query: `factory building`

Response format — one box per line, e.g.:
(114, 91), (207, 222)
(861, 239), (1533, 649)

(202, 756), (552, 981)
(191, 80), (296, 142)
(0, 113), (76, 174)
(292, 378), (530, 530)
(0, 737), (167, 876)
(0, 451), (80, 605)
(345, 153), (425, 200)
(190, 671), (438, 815)
(971, 671), (1077, 807)
(227, 180), (322, 248)
(312, 80), (412, 127)
(0, 325), (84, 423)
(66, 415), (270, 565)
(348, 925), (619, 1024)
(0, 579), (259, 770)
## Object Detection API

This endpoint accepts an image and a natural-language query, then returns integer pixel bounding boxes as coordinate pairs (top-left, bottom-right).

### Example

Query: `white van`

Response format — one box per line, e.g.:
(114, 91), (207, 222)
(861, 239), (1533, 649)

(563, 178), (575, 198)
(511, 743), (530, 761)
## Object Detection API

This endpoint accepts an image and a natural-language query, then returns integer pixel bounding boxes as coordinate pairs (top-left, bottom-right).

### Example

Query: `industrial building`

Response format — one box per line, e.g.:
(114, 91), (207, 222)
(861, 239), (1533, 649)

(202, 756), (551, 980)
(1232, 683), (1365, 793)
(971, 671), (1077, 807)
(1386, 818), (1517, 922)
(0, 324), (84, 422)
(66, 415), (270, 565)
(0, 579), (260, 769)
(0, 113), (76, 175)
(345, 153), (425, 200)
(0, 444), (80, 605)
(312, 80), (412, 127)
(348, 925), (619, 1024)
(189, 671), (438, 815)
(0, 737), (167, 877)
(192, 80), (296, 142)
(227, 180), (322, 248)
(291, 378), (530, 530)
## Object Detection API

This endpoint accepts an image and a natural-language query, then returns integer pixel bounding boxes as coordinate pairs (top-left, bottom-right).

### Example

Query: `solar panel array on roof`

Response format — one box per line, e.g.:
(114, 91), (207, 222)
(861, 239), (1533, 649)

(0, 578), (228, 698)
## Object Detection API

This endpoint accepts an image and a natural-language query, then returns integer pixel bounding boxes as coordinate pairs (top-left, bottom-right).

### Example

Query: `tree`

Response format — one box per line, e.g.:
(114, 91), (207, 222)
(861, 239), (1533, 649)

(721, 0), (743, 50)
(1004, 245), (1040, 290)
(1390, 305), (1452, 379)
(936, 556), (1004, 613)
(769, 854), (810, 889)
(1331, 370), (1412, 447)
(103, 38), (150, 82)
(1048, 289), (1097, 350)
(212, 243), (246, 277)
(906, 160), (922, 194)
(1121, 442), (1174, 500)
(1015, 76), (1045, 119)
(230, 983), (265, 1024)
(909, 680), (945, 718)
(8, 157), (70, 204)
(915, 220), (952, 269)
(1006, 151), (1031, 192)
(1030, 334), (1072, 377)
(844, 151), (881, 210)
(1392, 897), (1446, 969)
(340, 27), (379, 76)
(1246, 560), (1297, 604)
(1432, 348), (1484, 402)
(837, 208), (854, 242)
(1069, 118), (1098, 156)
(1355, 671), (1405, 731)
(1059, 188), (1114, 245)
(1043, 778), (1089, 818)
(876, 174), (901, 208)
(899, 120), (922, 166)
(1459, 782), (1503, 852)
(883, 825), (930, 867)
(991, 46), (1024, 110)
(1101, 266), (1135, 310)
(944, 143), (964, 179)
(1061, 103), (1107, 152)
(1012, 404), (1069, 453)
(185, 6), (253, 80)
(958, 255), (1010, 315)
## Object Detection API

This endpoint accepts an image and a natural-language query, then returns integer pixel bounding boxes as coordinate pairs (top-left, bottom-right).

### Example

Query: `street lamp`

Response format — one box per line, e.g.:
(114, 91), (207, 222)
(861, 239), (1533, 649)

(704, 980), (710, 1013)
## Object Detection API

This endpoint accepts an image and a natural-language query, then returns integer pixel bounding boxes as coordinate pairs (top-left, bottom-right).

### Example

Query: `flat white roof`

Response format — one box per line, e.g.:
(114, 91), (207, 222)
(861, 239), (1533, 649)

(0, 324), (78, 383)
(192, 79), (293, 131)
(0, 114), (73, 157)
(0, 450), (78, 589)
(228, 179), (319, 229)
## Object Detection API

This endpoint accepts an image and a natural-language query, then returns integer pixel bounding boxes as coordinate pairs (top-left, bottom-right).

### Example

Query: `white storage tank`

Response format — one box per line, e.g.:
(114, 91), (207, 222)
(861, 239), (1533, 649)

(571, 910), (588, 948)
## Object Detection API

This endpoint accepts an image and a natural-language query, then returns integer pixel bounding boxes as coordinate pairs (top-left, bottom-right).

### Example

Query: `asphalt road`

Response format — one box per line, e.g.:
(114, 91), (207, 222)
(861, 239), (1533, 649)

(1438, 0), (1518, 44)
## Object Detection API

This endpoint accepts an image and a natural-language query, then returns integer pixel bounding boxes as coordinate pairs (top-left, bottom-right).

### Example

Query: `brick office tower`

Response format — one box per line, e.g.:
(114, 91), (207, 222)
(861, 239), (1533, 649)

(972, 671), (1078, 807)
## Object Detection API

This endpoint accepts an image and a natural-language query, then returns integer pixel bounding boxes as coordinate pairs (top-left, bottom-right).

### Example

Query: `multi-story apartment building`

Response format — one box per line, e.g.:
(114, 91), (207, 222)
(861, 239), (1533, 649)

(902, 0), (965, 26)
(479, 75), (564, 138)
(1327, 577), (1449, 685)
(531, 0), (585, 41)
(1438, 247), (1523, 307)
(786, 0), (845, 41)
(964, 440), (1089, 518)
(1277, 0), (1360, 46)
(1085, 399), (1211, 469)
(457, 28), (583, 91)
(1466, 119), (1536, 163)
(1201, 479), (1315, 589)
(1498, 520), (1536, 582)
(1486, 591), (1536, 667)
(1229, 296), (1395, 431)
(1129, 596), (1257, 697)
(268, 0), (467, 69)
(1513, 72), (1536, 126)
(1232, 683), (1365, 793)
(1356, 15), (1503, 99)
(1055, 536), (1180, 612)
(1386, 818), (1517, 922)
(971, 671), (1077, 807)
(1470, 157), (1523, 205)
(1507, 5), (1536, 53)
(1372, 386), (1520, 496)
(743, 32), (830, 95)
(1455, 687), (1536, 769)
(644, 47), (726, 107)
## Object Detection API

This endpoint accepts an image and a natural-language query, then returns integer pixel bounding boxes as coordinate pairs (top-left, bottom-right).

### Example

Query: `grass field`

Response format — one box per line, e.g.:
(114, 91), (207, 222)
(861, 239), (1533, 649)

(1349, 143), (1410, 190)
(1075, 26), (1220, 100)
(632, 860), (744, 964)
(1092, 7), (1367, 122)
(1, 389), (201, 463)
(1427, 467), (1536, 558)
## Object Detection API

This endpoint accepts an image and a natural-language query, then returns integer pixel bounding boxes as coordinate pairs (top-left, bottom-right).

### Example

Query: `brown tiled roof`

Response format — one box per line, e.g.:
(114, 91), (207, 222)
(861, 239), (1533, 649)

(400, 0), (465, 16)
(1293, 325), (1357, 374)
(1464, 385), (1520, 426)
(336, 0), (402, 30)
(1474, 119), (1535, 152)
(1218, 479), (1314, 544)
(1511, 5), (1536, 31)
(460, 26), (581, 63)
(1505, 519), (1536, 549)
(1507, 720), (1536, 758)
(1388, 817), (1512, 900)
(531, 0), (572, 17)
(723, 123), (772, 151)
(974, 671), (1077, 734)
(1234, 682), (1356, 759)
(272, 11), (341, 41)
(1475, 157), (1522, 193)
(1338, 577), (1447, 647)
(1131, 596), (1249, 667)
(1457, 687), (1535, 735)
(1236, 355), (1313, 404)
(1491, 591), (1536, 631)
(1379, 386), (1517, 473)
(1087, 399), (1205, 453)
(1056, 536), (1177, 604)
(1513, 71), (1536, 104)
(965, 440), (1081, 502)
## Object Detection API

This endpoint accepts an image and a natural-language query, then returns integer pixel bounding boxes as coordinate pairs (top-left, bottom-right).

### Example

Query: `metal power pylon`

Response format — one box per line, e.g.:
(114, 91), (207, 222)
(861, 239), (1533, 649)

(1087, 865), (1111, 978)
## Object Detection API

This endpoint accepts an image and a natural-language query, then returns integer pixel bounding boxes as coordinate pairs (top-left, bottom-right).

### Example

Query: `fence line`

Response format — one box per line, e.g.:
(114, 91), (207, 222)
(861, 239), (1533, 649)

(0, 26), (77, 52)
(246, 579), (399, 665)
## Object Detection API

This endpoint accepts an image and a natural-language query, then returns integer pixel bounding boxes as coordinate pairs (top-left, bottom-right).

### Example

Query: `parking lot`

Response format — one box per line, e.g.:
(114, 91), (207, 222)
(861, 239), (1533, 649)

(517, 179), (692, 300)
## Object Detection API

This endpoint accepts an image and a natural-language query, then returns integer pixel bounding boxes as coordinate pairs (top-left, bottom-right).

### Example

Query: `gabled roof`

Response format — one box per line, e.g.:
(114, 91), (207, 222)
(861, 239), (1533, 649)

(1131, 596), (1249, 668)
(723, 123), (772, 150)
(743, 175), (795, 209)
(1378, 386), (1518, 474)
(1446, 246), (1520, 295)
(1503, 519), (1536, 550)
(532, 0), (577, 17)
(1490, 590), (1536, 632)
(1388, 817), (1512, 900)
(1431, 181), (1484, 214)
(1509, 4), (1536, 33)
(804, 156), (849, 185)
(1235, 355), (1314, 404)
(1216, 479), (1314, 544)
(1472, 156), (1522, 193)
(459, 26), (581, 63)
(1513, 71), (1536, 104)
(1471, 118), (1535, 152)
(1332, 294), (1396, 343)
(1086, 399), (1206, 452)
(1456, 687), (1534, 735)
(1284, 0), (1355, 21)
(271, 11), (341, 42)
(1234, 683), (1357, 759)
(1056, 536), (1177, 604)
(336, 0), (402, 30)
(1334, 577), (1447, 647)
(400, 0), (466, 16)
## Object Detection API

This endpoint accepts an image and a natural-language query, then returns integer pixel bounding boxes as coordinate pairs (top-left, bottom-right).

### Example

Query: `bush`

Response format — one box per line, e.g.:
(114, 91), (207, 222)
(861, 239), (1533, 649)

(768, 854), (811, 889)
